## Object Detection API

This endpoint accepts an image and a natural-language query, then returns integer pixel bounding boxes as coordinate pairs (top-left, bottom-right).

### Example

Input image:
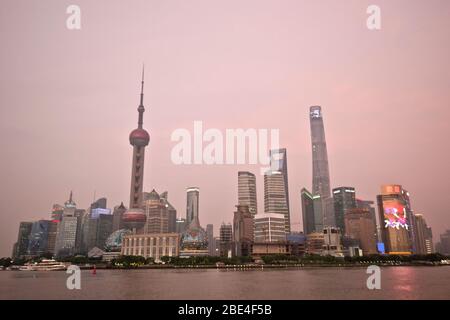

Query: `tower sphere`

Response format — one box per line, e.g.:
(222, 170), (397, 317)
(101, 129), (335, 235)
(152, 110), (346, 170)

(129, 128), (150, 146)
(122, 207), (146, 230)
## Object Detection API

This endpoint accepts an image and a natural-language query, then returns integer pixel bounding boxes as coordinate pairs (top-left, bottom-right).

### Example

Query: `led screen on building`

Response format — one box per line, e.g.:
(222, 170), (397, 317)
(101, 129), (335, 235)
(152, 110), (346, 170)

(383, 199), (408, 230)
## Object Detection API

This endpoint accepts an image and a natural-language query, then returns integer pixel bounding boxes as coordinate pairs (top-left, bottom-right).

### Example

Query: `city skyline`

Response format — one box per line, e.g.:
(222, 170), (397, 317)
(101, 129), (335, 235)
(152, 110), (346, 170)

(1, 1), (450, 257)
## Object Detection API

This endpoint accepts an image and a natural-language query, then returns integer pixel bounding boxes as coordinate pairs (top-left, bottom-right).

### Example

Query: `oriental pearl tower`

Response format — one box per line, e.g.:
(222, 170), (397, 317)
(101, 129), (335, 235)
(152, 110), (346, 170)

(122, 67), (149, 233)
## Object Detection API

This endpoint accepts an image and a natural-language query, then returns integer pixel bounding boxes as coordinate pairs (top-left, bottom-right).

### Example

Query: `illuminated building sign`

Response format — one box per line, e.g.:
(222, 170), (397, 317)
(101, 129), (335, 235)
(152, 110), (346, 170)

(310, 109), (321, 118)
(383, 200), (408, 230)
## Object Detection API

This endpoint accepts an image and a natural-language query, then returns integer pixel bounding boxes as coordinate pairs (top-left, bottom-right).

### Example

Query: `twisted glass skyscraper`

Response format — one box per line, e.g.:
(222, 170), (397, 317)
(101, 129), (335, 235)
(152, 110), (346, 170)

(310, 106), (331, 199)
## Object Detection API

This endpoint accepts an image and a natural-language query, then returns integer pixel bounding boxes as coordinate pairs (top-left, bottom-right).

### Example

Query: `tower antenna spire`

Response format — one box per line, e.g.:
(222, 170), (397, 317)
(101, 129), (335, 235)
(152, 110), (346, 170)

(137, 64), (145, 128)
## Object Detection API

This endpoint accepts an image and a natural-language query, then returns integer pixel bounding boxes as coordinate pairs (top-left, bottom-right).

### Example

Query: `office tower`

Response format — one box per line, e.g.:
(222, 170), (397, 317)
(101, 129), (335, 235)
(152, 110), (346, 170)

(91, 197), (107, 210)
(186, 187), (200, 226)
(233, 205), (254, 256)
(206, 224), (214, 256)
(414, 214), (434, 254)
(254, 213), (286, 243)
(13, 222), (33, 259)
(356, 199), (378, 240)
(219, 223), (233, 257)
(112, 202), (127, 232)
(160, 191), (177, 233)
(51, 204), (64, 222)
(180, 192), (208, 257)
(264, 170), (290, 234)
(301, 188), (323, 235)
(322, 226), (344, 257)
(143, 189), (169, 234)
(238, 171), (258, 216)
(176, 217), (187, 234)
(344, 208), (377, 255)
(309, 106), (331, 198)
(55, 192), (83, 257)
(436, 230), (450, 255)
(376, 185), (413, 255)
(267, 148), (290, 232)
(27, 220), (58, 257)
(332, 187), (356, 234)
(123, 69), (149, 233)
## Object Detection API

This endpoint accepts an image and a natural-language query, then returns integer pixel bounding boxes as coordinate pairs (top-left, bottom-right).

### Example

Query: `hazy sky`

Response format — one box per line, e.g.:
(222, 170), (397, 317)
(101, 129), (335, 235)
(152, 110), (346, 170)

(1, 0), (449, 256)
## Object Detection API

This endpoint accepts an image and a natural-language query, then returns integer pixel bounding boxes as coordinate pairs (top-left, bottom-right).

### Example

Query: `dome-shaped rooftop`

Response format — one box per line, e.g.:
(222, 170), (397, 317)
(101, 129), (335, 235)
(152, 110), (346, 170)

(122, 208), (146, 230)
(129, 128), (150, 146)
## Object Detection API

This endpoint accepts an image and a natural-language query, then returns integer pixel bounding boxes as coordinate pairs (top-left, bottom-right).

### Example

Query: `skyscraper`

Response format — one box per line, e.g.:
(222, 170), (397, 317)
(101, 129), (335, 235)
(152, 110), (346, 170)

(264, 170), (290, 233)
(13, 222), (33, 259)
(309, 106), (331, 198)
(142, 189), (169, 234)
(301, 188), (323, 235)
(344, 208), (377, 255)
(377, 185), (413, 255)
(232, 205), (254, 256)
(160, 191), (177, 233)
(186, 187), (199, 226)
(413, 214), (434, 254)
(219, 223), (233, 257)
(238, 171), (258, 216)
(332, 187), (356, 234)
(122, 68), (149, 233)
(206, 224), (214, 256)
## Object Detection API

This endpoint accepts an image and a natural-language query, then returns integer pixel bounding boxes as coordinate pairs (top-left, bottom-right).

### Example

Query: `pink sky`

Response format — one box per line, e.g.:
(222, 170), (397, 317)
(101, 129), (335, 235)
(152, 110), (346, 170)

(1, 0), (450, 256)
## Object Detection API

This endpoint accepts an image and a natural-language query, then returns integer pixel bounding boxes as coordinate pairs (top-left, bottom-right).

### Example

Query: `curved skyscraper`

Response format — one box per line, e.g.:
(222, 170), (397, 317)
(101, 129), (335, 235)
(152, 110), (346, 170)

(309, 106), (331, 198)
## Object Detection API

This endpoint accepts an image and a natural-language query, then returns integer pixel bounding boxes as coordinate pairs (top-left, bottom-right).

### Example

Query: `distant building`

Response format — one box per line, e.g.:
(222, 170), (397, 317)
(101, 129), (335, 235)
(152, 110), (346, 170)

(252, 242), (290, 256)
(301, 188), (323, 235)
(254, 213), (286, 243)
(27, 220), (58, 257)
(287, 232), (306, 256)
(238, 171), (258, 216)
(332, 187), (356, 234)
(377, 185), (414, 255)
(232, 205), (254, 256)
(186, 187), (200, 226)
(344, 208), (377, 255)
(160, 191), (177, 233)
(309, 106), (331, 198)
(206, 224), (215, 256)
(51, 204), (64, 222)
(142, 189), (169, 234)
(176, 217), (187, 234)
(13, 222), (33, 259)
(121, 233), (180, 262)
(414, 214), (434, 254)
(436, 230), (450, 255)
(112, 202), (127, 232)
(356, 199), (378, 242)
(306, 232), (324, 255)
(322, 226), (344, 257)
(180, 189), (208, 257)
(264, 169), (290, 234)
(54, 192), (83, 257)
(219, 223), (233, 257)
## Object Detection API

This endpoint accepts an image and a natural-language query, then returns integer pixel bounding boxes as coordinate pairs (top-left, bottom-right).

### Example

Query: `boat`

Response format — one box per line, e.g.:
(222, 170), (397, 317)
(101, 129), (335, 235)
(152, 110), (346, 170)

(18, 259), (68, 271)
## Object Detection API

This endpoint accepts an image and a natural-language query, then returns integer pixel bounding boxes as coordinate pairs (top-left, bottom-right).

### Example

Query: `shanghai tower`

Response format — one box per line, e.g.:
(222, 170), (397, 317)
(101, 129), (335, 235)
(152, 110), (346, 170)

(309, 106), (331, 198)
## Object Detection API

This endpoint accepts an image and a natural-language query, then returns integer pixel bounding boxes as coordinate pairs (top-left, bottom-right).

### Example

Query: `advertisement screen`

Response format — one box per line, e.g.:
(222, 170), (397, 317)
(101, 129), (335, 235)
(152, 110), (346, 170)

(383, 199), (408, 230)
